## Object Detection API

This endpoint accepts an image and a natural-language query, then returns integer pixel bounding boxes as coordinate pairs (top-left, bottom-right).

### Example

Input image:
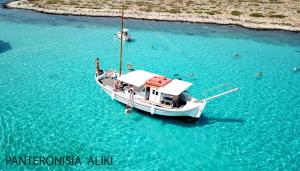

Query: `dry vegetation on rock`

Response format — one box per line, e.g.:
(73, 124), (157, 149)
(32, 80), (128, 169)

(7, 0), (300, 31)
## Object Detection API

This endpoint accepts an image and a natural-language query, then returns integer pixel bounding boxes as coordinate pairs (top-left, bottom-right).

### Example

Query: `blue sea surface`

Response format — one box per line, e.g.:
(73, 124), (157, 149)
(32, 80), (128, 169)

(0, 1), (300, 170)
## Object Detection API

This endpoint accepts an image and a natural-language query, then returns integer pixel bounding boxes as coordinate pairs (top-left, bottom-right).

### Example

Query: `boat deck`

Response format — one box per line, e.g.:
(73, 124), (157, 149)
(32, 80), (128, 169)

(99, 77), (115, 88)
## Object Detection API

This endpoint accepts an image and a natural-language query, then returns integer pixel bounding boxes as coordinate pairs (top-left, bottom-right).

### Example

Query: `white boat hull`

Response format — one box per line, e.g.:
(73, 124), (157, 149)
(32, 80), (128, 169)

(95, 75), (206, 118)
(117, 32), (131, 41)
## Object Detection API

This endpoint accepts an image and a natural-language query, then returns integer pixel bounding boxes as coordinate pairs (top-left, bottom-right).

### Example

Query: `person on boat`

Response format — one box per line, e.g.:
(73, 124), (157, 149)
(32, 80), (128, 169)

(95, 58), (101, 76)
(113, 74), (118, 80)
(114, 80), (123, 91)
(172, 96), (179, 108)
(128, 87), (135, 99)
(113, 81), (118, 92)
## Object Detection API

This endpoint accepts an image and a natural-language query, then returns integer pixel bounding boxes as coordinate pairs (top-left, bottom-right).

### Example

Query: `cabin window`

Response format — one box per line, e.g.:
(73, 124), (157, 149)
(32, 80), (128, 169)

(156, 92), (158, 95)
(152, 90), (155, 94)
(164, 96), (172, 101)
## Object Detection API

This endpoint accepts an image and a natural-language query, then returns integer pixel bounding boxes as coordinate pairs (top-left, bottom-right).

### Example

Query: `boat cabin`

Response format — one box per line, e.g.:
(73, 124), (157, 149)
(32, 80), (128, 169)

(122, 28), (129, 35)
(118, 70), (192, 107)
(117, 28), (131, 41)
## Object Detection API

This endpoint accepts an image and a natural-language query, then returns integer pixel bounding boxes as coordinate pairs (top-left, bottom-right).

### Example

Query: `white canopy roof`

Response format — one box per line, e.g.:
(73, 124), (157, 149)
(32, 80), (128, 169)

(118, 70), (157, 87)
(158, 79), (192, 96)
(122, 28), (129, 32)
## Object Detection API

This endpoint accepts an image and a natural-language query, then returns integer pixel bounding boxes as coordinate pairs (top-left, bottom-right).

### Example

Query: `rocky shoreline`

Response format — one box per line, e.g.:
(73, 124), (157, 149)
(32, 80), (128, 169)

(5, 0), (300, 32)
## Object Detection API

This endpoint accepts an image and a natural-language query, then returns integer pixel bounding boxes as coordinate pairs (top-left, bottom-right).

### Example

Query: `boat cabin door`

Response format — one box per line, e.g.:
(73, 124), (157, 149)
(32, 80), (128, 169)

(149, 88), (161, 103)
(145, 87), (150, 100)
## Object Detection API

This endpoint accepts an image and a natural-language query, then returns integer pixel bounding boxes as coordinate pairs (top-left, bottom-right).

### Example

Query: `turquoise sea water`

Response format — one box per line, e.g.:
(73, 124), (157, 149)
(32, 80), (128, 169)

(1, 2), (300, 170)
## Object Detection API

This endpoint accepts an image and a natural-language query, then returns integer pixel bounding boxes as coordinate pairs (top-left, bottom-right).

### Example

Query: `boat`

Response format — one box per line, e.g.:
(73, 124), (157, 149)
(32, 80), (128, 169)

(116, 28), (132, 41)
(95, 7), (239, 119)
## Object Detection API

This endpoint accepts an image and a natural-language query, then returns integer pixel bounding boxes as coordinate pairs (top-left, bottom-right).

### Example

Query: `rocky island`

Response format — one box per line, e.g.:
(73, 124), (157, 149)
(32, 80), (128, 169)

(5, 0), (300, 32)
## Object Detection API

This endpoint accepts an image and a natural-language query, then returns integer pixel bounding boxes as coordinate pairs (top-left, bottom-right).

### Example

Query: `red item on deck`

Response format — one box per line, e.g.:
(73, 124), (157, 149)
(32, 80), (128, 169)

(145, 76), (171, 88)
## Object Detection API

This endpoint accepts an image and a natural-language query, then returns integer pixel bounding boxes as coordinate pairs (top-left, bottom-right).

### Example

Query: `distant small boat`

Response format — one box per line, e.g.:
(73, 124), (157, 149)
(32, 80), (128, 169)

(116, 28), (132, 41)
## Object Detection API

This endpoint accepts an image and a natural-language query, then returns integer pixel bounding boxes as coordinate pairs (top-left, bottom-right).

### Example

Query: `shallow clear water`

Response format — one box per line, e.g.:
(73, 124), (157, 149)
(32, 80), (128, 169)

(0, 2), (300, 170)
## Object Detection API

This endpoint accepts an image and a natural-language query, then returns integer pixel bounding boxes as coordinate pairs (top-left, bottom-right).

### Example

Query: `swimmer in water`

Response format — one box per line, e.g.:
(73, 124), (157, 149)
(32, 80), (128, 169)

(234, 53), (240, 59)
(256, 72), (263, 78)
(188, 73), (194, 77)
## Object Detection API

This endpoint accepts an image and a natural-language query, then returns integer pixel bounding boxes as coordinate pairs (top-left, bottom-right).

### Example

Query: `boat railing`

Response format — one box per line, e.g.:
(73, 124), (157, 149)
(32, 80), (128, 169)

(137, 98), (174, 109)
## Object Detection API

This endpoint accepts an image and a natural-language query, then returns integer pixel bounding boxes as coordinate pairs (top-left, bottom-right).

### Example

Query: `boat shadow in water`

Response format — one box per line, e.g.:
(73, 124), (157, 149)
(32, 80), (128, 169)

(127, 39), (136, 43)
(132, 108), (244, 127)
(196, 115), (244, 127)
(0, 40), (12, 53)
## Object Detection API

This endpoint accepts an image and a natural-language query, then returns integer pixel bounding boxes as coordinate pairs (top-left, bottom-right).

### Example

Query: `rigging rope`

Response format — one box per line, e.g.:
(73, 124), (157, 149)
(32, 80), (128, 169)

(139, 20), (238, 97)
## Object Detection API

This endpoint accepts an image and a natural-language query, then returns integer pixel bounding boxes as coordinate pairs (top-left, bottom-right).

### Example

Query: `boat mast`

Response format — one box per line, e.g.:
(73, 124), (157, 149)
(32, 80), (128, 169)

(119, 5), (124, 76)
